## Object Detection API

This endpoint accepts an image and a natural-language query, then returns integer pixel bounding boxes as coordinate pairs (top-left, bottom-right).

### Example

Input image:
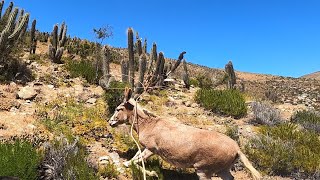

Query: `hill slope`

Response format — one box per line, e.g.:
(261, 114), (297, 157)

(301, 71), (320, 80)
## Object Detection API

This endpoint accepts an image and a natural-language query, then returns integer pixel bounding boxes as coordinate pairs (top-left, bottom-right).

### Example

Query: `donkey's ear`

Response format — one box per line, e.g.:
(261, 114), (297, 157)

(124, 87), (132, 102)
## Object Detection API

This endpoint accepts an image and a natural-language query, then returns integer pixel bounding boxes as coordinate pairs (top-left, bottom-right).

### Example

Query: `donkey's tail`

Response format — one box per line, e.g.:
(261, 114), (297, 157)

(238, 150), (262, 180)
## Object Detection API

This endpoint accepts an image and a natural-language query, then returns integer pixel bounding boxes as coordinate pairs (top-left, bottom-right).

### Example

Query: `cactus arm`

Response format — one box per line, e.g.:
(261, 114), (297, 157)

(52, 24), (58, 49)
(0, 1), (4, 19)
(59, 24), (67, 47)
(8, 12), (29, 40)
(1, 1), (13, 22)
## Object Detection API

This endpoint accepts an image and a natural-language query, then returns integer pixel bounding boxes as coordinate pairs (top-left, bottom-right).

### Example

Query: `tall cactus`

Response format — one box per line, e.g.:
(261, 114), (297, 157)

(168, 51), (186, 76)
(225, 60), (236, 89)
(48, 22), (67, 64)
(136, 38), (142, 56)
(143, 38), (147, 54)
(134, 54), (147, 95)
(127, 27), (134, 88)
(29, 19), (36, 54)
(147, 42), (157, 73)
(0, 2), (29, 61)
(121, 59), (129, 83)
(0, 1), (4, 19)
(182, 59), (190, 89)
(99, 45), (114, 90)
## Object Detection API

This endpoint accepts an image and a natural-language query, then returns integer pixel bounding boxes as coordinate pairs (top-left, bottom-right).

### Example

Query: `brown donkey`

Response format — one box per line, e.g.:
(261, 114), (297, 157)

(109, 88), (261, 180)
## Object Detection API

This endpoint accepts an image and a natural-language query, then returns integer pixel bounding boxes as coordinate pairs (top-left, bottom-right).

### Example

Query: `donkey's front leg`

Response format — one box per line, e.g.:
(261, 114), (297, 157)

(123, 149), (153, 167)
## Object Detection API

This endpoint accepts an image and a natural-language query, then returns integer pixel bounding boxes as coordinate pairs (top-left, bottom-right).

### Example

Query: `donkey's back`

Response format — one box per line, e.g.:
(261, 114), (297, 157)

(139, 118), (240, 172)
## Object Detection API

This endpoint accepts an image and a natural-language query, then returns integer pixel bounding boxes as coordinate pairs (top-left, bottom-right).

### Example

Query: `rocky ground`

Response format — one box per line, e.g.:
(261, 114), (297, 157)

(0, 42), (319, 179)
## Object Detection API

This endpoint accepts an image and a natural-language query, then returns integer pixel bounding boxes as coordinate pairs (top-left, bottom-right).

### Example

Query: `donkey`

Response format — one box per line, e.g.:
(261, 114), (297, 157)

(109, 88), (261, 180)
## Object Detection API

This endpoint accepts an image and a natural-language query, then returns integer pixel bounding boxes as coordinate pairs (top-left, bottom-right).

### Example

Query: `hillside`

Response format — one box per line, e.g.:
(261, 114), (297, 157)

(301, 71), (320, 80)
(0, 2), (320, 178)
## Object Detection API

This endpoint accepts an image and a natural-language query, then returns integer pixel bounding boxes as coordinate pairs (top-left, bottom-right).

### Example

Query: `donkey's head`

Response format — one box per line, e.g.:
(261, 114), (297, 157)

(109, 88), (135, 127)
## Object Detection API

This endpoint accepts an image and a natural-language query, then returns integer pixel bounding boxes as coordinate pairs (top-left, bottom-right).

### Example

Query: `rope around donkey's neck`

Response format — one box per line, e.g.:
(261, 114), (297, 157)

(130, 100), (147, 180)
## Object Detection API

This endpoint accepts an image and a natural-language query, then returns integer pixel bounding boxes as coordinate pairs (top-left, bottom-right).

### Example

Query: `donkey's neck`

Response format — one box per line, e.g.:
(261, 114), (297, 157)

(128, 99), (158, 134)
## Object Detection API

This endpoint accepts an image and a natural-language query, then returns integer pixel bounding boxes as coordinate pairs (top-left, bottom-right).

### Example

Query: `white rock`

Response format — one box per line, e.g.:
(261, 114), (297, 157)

(17, 86), (37, 100)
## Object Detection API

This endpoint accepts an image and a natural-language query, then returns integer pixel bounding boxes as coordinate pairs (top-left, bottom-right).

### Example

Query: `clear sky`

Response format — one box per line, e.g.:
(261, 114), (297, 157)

(9, 0), (320, 77)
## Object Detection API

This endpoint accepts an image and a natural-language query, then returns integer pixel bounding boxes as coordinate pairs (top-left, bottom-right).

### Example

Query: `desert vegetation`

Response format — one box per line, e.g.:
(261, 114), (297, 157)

(0, 0), (320, 179)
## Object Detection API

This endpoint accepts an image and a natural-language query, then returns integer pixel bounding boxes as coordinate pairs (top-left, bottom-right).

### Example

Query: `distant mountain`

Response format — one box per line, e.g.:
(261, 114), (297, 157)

(301, 71), (320, 80)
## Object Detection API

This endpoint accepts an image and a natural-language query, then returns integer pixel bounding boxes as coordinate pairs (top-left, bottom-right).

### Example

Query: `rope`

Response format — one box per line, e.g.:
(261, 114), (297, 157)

(130, 100), (146, 180)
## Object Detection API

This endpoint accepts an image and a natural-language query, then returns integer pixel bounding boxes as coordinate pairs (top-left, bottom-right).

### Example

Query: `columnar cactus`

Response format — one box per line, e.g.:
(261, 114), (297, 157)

(168, 51), (186, 75)
(143, 38), (147, 54)
(0, 1), (13, 22)
(99, 45), (114, 90)
(0, 2), (29, 61)
(225, 60), (236, 89)
(127, 27), (134, 88)
(48, 22), (67, 64)
(182, 59), (190, 89)
(136, 38), (142, 56)
(29, 19), (36, 54)
(121, 59), (129, 83)
(0, 1), (4, 19)
(134, 54), (147, 95)
(147, 42), (157, 72)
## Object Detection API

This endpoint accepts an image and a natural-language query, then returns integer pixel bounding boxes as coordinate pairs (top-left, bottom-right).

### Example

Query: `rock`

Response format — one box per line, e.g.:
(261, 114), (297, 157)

(184, 101), (192, 107)
(17, 86), (37, 100)
(191, 103), (199, 108)
(86, 98), (97, 104)
(47, 84), (54, 89)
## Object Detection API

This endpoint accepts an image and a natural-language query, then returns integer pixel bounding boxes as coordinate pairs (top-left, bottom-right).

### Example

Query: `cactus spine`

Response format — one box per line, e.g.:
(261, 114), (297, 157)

(225, 60), (236, 89)
(134, 54), (147, 95)
(128, 27), (134, 88)
(48, 22), (67, 64)
(29, 19), (36, 54)
(0, 2), (29, 61)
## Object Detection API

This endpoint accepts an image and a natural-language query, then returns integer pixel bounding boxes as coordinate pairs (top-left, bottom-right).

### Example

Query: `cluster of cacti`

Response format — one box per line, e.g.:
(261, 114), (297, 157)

(0, 1), (29, 61)
(29, 19), (36, 54)
(66, 37), (96, 58)
(48, 22), (67, 64)
(225, 60), (236, 89)
(119, 27), (187, 97)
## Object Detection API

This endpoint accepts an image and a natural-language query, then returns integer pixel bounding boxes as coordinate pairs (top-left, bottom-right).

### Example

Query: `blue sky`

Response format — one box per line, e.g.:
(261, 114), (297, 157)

(9, 0), (320, 77)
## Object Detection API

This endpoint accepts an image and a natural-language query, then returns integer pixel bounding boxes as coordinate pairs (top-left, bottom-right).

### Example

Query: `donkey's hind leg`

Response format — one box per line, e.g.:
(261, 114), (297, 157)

(217, 169), (234, 180)
(196, 170), (213, 180)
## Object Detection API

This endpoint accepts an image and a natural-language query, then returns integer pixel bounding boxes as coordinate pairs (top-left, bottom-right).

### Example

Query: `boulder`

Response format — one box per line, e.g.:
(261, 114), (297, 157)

(17, 86), (37, 100)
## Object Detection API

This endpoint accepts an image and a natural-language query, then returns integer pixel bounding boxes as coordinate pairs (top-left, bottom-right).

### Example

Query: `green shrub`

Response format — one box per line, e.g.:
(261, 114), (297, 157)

(104, 81), (129, 115)
(195, 74), (213, 88)
(65, 59), (98, 84)
(98, 162), (119, 179)
(189, 78), (199, 87)
(0, 140), (42, 180)
(195, 89), (247, 118)
(245, 123), (320, 178)
(225, 125), (240, 144)
(291, 110), (320, 133)
(130, 157), (164, 180)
